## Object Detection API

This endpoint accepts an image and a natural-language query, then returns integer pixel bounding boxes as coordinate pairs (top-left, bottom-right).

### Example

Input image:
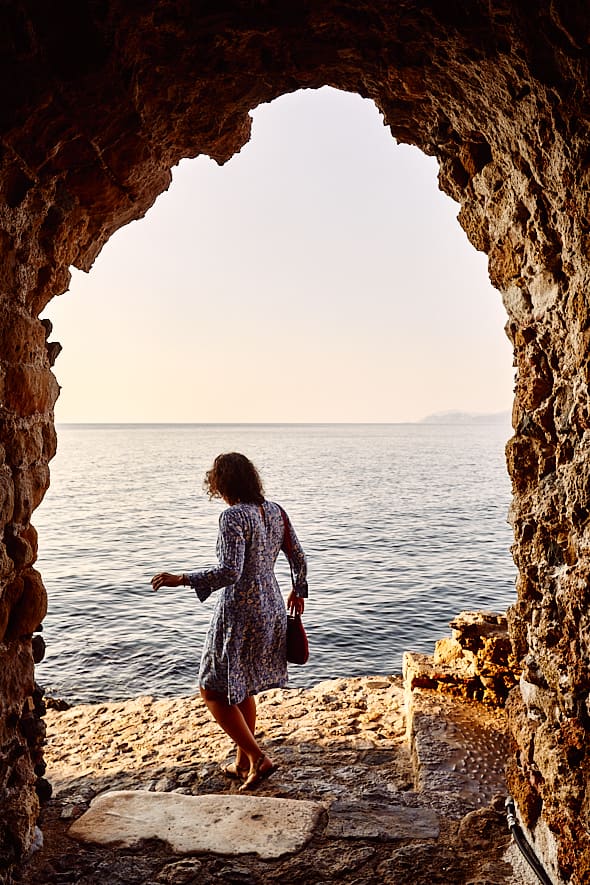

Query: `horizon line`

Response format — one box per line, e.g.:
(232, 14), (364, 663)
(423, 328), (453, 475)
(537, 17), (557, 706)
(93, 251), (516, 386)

(54, 415), (512, 427)
(55, 419), (420, 425)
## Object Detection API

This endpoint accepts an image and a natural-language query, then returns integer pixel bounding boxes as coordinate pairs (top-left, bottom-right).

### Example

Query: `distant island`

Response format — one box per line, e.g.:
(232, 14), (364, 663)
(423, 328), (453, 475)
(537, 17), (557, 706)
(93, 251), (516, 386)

(419, 410), (511, 425)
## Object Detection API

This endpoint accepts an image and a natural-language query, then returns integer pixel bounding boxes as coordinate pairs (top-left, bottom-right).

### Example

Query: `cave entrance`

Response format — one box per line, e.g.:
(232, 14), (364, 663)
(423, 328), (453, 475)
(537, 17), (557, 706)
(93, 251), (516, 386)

(35, 86), (515, 703)
(3, 3), (588, 878)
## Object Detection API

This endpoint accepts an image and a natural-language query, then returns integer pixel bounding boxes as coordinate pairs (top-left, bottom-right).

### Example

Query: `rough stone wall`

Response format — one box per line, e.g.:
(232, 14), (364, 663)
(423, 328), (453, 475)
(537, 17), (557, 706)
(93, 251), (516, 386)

(0, 1), (589, 881)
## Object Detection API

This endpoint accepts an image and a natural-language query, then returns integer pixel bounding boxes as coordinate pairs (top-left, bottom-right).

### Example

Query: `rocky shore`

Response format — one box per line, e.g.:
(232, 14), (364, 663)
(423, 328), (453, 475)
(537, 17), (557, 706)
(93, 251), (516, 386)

(14, 614), (535, 885)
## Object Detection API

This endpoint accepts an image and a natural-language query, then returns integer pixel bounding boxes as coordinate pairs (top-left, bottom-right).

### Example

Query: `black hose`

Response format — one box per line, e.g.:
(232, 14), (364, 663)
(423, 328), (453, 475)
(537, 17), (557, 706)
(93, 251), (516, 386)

(505, 797), (554, 885)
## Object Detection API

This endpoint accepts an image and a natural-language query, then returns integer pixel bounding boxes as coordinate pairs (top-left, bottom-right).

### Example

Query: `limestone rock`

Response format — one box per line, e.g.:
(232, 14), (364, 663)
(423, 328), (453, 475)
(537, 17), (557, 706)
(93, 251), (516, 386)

(18, 678), (526, 884)
(404, 611), (520, 707)
(326, 800), (439, 841)
(405, 687), (511, 819)
(68, 790), (325, 859)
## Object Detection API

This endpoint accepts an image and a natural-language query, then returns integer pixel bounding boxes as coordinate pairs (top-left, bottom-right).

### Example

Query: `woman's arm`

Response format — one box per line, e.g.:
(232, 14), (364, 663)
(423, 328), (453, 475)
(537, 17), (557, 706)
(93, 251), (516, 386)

(151, 510), (246, 601)
(281, 509), (308, 612)
(185, 509), (246, 602)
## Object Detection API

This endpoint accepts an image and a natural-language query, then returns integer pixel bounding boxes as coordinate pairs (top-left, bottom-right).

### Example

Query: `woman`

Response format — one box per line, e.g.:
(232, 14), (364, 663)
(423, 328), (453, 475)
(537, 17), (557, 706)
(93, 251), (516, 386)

(151, 452), (308, 791)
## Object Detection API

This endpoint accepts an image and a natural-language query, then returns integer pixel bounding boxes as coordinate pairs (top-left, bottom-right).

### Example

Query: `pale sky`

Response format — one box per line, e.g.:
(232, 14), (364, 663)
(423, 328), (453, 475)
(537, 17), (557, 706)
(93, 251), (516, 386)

(43, 86), (514, 423)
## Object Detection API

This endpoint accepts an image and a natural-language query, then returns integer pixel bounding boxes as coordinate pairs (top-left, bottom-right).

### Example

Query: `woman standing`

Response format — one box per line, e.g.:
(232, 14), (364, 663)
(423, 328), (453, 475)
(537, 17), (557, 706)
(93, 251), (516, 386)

(151, 452), (308, 791)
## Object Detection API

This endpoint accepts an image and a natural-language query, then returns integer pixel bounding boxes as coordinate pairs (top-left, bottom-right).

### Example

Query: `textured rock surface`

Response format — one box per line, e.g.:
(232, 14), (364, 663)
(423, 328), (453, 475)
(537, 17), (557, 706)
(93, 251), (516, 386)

(403, 614), (515, 821)
(404, 610), (520, 706)
(1, 2), (590, 880)
(406, 689), (510, 819)
(16, 677), (529, 885)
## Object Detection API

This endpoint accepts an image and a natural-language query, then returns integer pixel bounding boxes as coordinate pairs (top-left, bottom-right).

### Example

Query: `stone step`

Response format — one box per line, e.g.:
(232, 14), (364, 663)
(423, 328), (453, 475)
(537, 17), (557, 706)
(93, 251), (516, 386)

(404, 663), (511, 819)
(404, 678), (541, 884)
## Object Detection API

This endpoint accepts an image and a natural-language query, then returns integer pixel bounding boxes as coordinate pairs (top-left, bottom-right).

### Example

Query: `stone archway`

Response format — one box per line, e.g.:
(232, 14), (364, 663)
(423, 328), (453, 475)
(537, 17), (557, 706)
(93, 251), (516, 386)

(1, 2), (589, 881)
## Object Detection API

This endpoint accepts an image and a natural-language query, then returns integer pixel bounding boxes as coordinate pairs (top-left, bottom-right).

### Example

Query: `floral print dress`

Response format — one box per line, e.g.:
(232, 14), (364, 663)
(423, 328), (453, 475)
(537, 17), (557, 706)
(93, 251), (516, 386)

(186, 500), (308, 705)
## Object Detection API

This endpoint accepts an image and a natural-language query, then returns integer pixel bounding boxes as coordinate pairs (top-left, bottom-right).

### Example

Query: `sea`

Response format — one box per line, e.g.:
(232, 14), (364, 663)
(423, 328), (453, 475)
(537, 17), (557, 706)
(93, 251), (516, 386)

(33, 422), (516, 704)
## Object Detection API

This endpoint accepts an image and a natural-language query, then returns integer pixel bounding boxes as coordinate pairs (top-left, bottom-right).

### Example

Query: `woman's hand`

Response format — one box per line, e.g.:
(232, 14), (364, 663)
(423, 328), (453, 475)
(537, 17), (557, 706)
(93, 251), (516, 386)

(287, 590), (304, 615)
(151, 572), (184, 592)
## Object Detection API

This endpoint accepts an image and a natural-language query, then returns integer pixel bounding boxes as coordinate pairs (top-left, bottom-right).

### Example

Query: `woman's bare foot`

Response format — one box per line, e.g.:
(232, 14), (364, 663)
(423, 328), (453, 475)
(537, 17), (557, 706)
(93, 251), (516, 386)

(239, 755), (279, 792)
(235, 749), (249, 771)
(221, 761), (249, 781)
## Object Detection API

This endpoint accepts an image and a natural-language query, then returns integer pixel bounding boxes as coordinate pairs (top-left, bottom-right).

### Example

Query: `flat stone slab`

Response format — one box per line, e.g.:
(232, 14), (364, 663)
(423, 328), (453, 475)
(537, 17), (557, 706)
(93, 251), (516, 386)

(326, 801), (439, 841)
(68, 790), (324, 859)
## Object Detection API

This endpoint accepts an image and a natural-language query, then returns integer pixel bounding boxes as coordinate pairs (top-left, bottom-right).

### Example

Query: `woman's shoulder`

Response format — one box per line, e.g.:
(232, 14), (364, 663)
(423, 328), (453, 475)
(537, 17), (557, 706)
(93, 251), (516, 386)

(221, 502), (263, 523)
(220, 504), (249, 528)
(222, 500), (283, 521)
(263, 500), (285, 520)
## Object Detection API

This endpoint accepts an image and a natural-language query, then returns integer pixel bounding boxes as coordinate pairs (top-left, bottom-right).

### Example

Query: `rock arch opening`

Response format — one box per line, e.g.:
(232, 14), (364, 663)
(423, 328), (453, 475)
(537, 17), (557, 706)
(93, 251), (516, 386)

(1, 4), (589, 882)
(44, 86), (512, 425)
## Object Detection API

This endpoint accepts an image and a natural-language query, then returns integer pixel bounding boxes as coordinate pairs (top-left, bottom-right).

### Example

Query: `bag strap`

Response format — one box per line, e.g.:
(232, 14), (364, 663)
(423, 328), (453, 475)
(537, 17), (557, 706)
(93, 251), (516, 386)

(278, 505), (295, 589)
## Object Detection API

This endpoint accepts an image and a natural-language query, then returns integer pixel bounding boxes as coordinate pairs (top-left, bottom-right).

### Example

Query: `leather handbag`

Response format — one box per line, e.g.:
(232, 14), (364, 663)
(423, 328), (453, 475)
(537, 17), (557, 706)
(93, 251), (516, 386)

(279, 505), (309, 665)
(286, 613), (309, 665)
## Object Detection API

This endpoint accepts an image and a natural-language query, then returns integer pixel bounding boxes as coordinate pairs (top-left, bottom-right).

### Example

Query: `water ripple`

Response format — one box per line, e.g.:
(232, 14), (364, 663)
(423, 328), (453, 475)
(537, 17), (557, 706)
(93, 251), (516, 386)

(34, 423), (516, 702)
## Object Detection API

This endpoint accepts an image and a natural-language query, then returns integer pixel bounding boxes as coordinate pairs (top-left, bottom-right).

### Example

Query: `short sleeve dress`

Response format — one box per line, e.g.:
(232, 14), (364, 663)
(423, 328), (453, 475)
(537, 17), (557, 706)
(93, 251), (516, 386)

(186, 500), (308, 705)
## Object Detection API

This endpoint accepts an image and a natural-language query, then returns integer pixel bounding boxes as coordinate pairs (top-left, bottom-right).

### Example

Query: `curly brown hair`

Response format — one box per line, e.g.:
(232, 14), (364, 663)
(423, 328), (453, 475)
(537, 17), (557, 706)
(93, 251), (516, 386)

(204, 452), (265, 505)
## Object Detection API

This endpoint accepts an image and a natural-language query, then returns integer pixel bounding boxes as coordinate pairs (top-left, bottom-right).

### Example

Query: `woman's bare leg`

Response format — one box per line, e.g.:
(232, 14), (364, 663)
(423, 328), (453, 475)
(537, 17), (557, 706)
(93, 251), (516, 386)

(200, 688), (261, 766)
(200, 688), (274, 779)
(235, 695), (256, 769)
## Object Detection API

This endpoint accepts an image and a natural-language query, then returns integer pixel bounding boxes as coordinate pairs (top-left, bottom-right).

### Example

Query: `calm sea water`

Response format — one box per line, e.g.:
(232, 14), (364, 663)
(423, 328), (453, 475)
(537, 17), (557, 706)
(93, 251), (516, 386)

(33, 423), (516, 704)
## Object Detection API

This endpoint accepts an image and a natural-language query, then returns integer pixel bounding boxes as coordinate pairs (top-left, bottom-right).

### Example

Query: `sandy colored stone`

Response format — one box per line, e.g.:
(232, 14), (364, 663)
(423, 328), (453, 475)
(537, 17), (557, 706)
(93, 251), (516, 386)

(68, 790), (324, 859)
(43, 678), (408, 801)
(405, 611), (519, 708)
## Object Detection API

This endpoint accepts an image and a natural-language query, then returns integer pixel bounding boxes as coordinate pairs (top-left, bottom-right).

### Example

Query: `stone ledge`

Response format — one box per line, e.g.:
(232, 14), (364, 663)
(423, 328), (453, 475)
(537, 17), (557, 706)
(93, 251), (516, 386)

(20, 674), (531, 884)
(326, 800), (439, 841)
(403, 612), (515, 821)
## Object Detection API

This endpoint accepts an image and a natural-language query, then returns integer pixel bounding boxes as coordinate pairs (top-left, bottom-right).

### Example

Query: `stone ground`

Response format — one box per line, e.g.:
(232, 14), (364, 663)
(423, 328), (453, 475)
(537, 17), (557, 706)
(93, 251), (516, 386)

(14, 676), (536, 885)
